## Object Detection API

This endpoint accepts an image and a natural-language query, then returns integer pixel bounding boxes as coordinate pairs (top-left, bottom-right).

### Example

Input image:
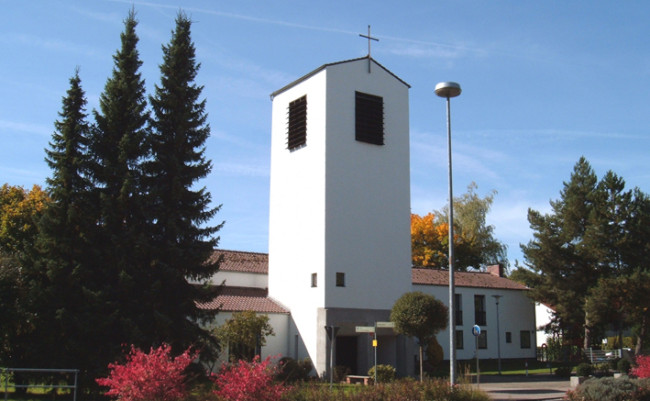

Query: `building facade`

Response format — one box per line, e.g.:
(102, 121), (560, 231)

(200, 57), (537, 378)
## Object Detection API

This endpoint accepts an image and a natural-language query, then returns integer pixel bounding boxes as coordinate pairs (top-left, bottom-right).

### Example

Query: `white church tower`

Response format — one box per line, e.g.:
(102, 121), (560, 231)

(268, 57), (412, 377)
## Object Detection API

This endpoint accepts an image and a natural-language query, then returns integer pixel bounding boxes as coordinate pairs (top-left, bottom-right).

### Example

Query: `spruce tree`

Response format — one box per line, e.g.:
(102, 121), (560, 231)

(145, 12), (222, 355)
(88, 9), (151, 356)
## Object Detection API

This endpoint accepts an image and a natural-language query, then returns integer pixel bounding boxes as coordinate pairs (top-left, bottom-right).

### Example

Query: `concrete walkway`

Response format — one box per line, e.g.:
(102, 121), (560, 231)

(469, 374), (571, 401)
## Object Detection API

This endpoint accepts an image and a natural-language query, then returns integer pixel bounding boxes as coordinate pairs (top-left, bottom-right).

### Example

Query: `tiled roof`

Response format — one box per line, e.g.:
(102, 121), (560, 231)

(412, 268), (528, 291)
(197, 286), (288, 314)
(209, 250), (526, 291)
(209, 249), (268, 274)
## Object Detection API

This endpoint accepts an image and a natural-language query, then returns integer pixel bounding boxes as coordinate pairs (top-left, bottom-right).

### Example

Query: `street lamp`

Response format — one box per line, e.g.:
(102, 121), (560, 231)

(493, 295), (503, 375)
(435, 81), (461, 386)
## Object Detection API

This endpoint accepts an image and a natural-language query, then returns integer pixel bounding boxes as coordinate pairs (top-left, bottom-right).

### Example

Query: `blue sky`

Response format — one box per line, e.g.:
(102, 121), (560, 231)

(2, 1), (649, 266)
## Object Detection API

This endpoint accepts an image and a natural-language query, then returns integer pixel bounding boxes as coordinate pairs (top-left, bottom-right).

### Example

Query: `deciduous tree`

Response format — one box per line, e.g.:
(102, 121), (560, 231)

(214, 311), (275, 362)
(412, 183), (507, 270)
(390, 291), (447, 381)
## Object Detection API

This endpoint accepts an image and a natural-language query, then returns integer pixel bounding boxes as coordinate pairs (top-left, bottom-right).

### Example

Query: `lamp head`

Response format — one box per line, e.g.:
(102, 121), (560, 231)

(435, 82), (461, 98)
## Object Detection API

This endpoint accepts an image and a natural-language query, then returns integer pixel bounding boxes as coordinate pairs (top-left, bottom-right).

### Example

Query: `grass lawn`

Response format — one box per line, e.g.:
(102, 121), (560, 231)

(459, 358), (569, 376)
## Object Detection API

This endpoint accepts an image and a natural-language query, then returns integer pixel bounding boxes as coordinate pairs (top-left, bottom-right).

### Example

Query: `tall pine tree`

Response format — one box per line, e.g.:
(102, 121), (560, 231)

(145, 12), (222, 355)
(88, 9), (151, 357)
(522, 157), (599, 346)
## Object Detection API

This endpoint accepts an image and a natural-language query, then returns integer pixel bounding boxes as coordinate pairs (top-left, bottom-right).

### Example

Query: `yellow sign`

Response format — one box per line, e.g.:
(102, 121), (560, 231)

(372, 339), (378, 347)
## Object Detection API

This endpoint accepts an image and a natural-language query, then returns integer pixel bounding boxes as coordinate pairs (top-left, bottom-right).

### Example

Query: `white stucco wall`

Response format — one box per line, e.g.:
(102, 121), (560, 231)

(211, 271), (268, 289)
(323, 60), (412, 311)
(268, 68), (328, 371)
(536, 302), (554, 347)
(414, 284), (537, 361)
(268, 58), (412, 376)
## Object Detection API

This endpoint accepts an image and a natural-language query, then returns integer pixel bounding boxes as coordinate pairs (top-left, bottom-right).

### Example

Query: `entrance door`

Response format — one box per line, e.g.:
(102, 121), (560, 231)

(336, 336), (358, 374)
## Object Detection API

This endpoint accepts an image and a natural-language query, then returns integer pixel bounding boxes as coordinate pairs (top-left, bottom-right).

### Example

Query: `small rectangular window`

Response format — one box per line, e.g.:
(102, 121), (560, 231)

(336, 272), (345, 287)
(478, 330), (488, 349)
(474, 295), (486, 326)
(455, 330), (464, 349)
(287, 95), (307, 150)
(355, 91), (384, 145)
(506, 332), (512, 344)
(520, 330), (531, 349)
(311, 273), (317, 288)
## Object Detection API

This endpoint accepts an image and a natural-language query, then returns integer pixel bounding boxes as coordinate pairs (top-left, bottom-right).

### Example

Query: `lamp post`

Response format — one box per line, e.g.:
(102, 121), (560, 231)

(492, 295), (502, 375)
(435, 81), (461, 386)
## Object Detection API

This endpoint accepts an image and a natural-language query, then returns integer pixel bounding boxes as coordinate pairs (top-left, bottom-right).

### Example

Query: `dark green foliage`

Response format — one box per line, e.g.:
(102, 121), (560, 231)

(567, 377), (650, 401)
(577, 362), (594, 377)
(85, 10), (152, 363)
(143, 11), (222, 355)
(618, 359), (632, 375)
(29, 70), (106, 386)
(2, 8), (223, 390)
(275, 357), (312, 383)
(522, 157), (650, 348)
(555, 365), (573, 378)
(368, 364), (396, 383)
(281, 379), (491, 401)
(391, 291), (448, 381)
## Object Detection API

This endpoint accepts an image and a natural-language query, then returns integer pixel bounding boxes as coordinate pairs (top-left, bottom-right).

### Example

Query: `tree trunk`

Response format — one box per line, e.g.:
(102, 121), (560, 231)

(635, 315), (647, 355)
(584, 310), (592, 350)
(419, 344), (424, 382)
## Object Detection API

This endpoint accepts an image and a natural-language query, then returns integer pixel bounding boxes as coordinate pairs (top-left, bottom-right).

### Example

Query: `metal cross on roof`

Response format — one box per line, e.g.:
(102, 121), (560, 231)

(359, 25), (379, 73)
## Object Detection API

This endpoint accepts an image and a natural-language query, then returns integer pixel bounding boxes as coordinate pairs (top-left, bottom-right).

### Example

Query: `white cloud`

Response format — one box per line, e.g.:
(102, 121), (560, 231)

(0, 119), (50, 137)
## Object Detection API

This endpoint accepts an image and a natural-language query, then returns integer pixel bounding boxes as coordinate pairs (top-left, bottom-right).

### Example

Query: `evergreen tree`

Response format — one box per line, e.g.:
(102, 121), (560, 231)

(522, 157), (599, 346)
(33, 71), (107, 383)
(523, 157), (650, 348)
(145, 12), (222, 356)
(88, 9), (151, 358)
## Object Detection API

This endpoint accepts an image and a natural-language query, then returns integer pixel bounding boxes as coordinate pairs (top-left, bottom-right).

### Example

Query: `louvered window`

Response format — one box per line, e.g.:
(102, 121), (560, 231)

(287, 95), (307, 150)
(355, 91), (384, 145)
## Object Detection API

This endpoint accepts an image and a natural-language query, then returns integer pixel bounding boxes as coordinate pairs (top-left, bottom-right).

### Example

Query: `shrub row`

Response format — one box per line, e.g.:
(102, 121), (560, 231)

(566, 377), (650, 401)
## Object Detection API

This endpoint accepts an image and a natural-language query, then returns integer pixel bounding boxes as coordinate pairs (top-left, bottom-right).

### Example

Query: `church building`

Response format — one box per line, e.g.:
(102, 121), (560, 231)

(201, 56), (537, 378)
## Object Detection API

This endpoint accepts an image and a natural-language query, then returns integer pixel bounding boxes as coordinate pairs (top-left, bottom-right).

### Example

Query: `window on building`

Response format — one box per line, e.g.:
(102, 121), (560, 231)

(478, 331), (488, 349)
(355, 91), (384, 145)
(474, 295), (486, 326)
(520, 330), (531, 349)
(287, 95), (307, 150)
(506, 332), (512, 343)
(455, 293), (463, 326)
(336, 272), (345, 287)
(311, 273), (317, 287)
(456, 330), (464, 349)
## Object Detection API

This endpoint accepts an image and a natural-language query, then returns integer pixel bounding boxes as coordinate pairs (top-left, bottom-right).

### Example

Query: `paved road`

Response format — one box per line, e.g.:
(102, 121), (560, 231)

(470, 374), (571, 401)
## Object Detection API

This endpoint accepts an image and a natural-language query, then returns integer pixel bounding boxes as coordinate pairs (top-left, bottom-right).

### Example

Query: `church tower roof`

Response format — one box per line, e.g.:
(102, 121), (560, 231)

(269, 56), (410, 100)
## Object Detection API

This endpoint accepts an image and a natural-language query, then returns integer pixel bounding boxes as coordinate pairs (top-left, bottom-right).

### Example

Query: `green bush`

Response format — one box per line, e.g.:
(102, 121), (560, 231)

(565, 377), (650, 401)
(332, 365), (350, 383)
(368, 364), (396, 383)
(555, 365), (573, 378)
(281, 379), (491, 401)
(576, 362), (594, 377)
(594, 362), (611, 377)
(618, 358), (632, 375)
(275, 357), (312, 383)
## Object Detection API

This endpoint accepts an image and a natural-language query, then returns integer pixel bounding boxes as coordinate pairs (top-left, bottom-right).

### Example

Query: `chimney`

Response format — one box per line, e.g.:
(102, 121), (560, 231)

(487, 264), (504, 277)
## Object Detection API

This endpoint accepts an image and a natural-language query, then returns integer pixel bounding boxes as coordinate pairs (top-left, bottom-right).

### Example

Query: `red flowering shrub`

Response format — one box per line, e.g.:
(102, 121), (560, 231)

(212, 356), (289, 401)
(632, 355), (650, 378)
(96, 344), (197, 401)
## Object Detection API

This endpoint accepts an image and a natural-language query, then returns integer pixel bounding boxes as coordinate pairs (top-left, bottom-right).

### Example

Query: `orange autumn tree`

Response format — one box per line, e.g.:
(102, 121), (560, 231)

(411, 213), (449, 268)
(411, 183), (507, 271)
